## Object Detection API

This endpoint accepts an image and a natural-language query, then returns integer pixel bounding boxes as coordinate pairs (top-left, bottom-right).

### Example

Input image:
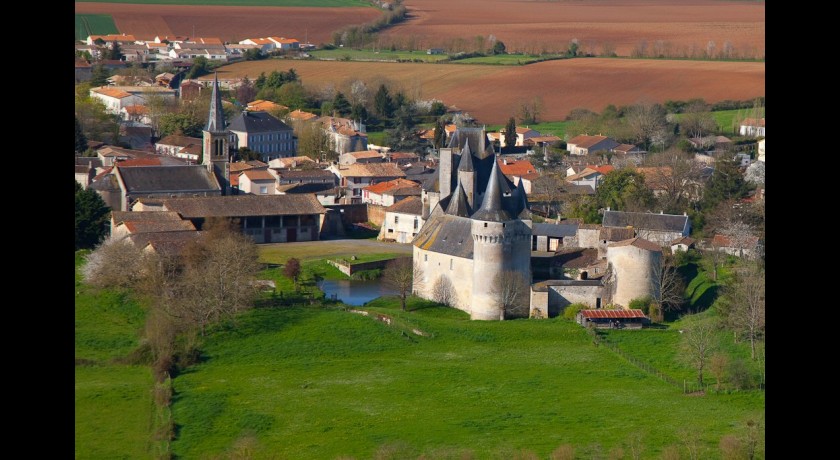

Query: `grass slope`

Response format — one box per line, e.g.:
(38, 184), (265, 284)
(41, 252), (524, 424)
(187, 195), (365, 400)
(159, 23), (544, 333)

(75, 252), (153, 458)
(310, 48), (449, 63)
(171, 301), (764, 458)
(75, 14), (118, 41)
(76, 0), (369, 6)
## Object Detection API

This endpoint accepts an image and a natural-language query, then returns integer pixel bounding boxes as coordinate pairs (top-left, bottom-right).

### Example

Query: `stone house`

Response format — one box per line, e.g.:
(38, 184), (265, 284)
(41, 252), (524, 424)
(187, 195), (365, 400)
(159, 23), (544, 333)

(238, 169), (278, 195)
(228, 111), (297, 161)
(378, 196), (425, 243)
(328, 163), (406, 204)
(602, 210), (691, 247)
(566, 135), (620, 156)
(362, 178), (421, 206)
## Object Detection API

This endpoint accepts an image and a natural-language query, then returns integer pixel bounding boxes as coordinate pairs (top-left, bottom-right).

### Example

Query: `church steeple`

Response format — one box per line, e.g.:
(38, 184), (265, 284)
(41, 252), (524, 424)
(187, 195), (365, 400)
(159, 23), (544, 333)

(203, 72), (230, 194)
(206, 72), (225, 133)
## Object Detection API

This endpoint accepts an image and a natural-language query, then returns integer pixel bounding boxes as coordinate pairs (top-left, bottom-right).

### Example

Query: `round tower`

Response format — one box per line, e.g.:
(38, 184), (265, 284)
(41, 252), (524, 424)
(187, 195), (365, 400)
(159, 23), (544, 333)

(606, 238), (662, 308)
(469, 159), (532, 320)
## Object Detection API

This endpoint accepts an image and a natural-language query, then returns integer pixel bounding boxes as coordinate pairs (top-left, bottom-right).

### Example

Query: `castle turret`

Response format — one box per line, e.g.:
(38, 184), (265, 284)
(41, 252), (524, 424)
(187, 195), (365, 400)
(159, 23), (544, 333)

(203, 72), (230, 194)
(457, 141), (476, 208)
(470, 159), (532, 320)
(606, 238), (662, 308)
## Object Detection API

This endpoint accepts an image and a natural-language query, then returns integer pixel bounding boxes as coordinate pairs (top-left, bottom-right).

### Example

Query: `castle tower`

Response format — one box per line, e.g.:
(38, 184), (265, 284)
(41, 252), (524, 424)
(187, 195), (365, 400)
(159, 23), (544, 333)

(470, 159), (532, 320)
(606, 238), (662, 308)
(457, 140), (476, 208)
(203, 72), (230, 194)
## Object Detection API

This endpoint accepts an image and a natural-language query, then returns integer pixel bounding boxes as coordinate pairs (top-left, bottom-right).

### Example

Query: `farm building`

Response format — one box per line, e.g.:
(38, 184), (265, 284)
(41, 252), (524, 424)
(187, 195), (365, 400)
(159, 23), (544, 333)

(576, 309), (649, 329)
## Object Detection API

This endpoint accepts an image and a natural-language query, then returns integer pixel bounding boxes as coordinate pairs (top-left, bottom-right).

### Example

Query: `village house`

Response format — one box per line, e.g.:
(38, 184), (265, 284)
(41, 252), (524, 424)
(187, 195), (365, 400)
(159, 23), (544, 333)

(670, 236), (696, 253)
(708, 234), (762, 260)
(268, 156), (316, 169)
(159, 194), (328, 243)
(86, 34), (137, 46)
(271, 168), (337, 186)
(156, 134), (204, 161)
(602, 210), (691, 247)
(688, 135), (732, 153)
(739, 118), (765, 137)
(268, 37), (300, 51)
(228, 111), (297, 161)
(611, 143), (645, 155)
(378, 196), (424, 243)
(75, 58), (92, 83)
(339, 149), (384, 165)
(287, 109), (319, 123)
(179, 80), (204, 101)
(247, 100), (288, 113)
(229, 160), (268, 192)
(362, 178), (422, 206)
(320, 117), (368, 154)
(387, 152), (420, 166)
(237, 169), (278, 195)
(238, 37), (277, 53)
(565, 165), (614, 190)
(487, 127), (541, 148)
(566, 135), (620, 156)
(531, 222), (579, 252)
(328, 162), (406, 203)
(90, 86), (177, 115)
(120, 105), (151, 125)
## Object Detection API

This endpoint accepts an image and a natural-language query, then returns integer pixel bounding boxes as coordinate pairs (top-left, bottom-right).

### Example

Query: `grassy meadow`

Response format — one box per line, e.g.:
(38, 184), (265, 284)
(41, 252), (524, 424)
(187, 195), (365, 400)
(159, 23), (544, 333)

(310, 48), (450, 63)
(75, 252), (153, 458)
(170, 299), (764, 459)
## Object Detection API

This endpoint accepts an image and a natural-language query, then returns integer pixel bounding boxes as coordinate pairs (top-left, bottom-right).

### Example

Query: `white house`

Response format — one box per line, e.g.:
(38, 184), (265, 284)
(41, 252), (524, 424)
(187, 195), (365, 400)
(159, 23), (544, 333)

(757, 138), (765, 162)
(362, 178), (421, 206)
(566, 135), (620, 156)
(238, 169), (278, 195)
(378, 196), (424, 243)
(565, 165), (614, 190)
(739, 118), (765, 137)
(268, 37), (300, 50)
(328, 163), (406, 203)
(238, 38), (276, 53)
(90, 86), (177, 115)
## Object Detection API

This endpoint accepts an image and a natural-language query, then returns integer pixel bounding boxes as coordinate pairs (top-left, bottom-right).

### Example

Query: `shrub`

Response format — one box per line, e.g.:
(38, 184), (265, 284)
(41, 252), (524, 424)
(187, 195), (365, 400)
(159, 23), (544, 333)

(719, 434), (746, 460)
(728, 358), (755, 389)
(563, 303), (587, 321)
(629, 296), (654, 315)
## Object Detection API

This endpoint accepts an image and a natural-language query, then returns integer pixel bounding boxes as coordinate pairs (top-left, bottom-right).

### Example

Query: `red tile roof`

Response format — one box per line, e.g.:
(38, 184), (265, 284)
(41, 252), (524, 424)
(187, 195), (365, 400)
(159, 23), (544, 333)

(351, 150), (383, 160)
(580, 309), (647, 319)
(741, 118), (765, 127)
(497, 158), (537, 176)
(363, 178), (420, 195)
(585, 164), (614, 175)
(241, 169), (276, 181)
(92, 87), (132, 99)
(288, 109), (318, 121)
(116, 158), (162, 167)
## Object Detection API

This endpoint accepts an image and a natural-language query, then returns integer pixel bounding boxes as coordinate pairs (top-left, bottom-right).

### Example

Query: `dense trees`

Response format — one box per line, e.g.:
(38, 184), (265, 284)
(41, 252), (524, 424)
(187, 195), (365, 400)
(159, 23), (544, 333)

(595, 169), (655, 212)
(75, 116), (88, 154)
(374, 84), (395, 119)
(504, 117), (517, 152)
(75, 181), (110, 250)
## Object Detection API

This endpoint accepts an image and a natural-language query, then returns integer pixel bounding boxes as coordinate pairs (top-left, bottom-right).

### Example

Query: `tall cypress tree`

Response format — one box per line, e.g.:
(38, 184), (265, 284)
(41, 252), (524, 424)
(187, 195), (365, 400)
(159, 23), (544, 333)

(75, 116), (88, 155)
(504, 117), (517, 152)
(374, 84), (394, 119)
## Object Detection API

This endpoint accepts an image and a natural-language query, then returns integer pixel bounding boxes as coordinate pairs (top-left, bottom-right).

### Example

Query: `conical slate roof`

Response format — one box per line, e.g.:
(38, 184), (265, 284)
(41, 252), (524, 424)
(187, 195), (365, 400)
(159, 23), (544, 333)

(471, 157), (511, 222)
(457, 143), (475, 172)
(206, 72), (225, 132)
(445, 181), (472, 217)
(515, 177), (531, 219)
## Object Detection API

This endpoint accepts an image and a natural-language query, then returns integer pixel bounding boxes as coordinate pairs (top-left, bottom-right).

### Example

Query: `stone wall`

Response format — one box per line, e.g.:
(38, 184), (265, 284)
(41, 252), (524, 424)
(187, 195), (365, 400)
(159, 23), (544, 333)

(367, 204), (387, 226)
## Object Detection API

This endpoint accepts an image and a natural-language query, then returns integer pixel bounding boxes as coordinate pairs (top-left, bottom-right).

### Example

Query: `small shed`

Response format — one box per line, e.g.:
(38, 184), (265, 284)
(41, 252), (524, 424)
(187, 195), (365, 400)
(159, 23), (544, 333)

(576, 309), (649, 329)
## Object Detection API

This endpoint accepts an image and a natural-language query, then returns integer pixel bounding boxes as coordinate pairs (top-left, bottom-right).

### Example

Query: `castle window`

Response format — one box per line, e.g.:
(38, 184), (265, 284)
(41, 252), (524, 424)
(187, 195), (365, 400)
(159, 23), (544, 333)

(484, 223), (488, 228)
(450, 259), (453, 270)
(424, 254), (428, 262)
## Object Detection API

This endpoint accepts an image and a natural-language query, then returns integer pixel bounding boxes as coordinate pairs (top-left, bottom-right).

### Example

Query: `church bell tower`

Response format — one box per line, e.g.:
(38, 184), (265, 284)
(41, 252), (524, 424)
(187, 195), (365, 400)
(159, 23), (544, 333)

(203, 72), (230, 194)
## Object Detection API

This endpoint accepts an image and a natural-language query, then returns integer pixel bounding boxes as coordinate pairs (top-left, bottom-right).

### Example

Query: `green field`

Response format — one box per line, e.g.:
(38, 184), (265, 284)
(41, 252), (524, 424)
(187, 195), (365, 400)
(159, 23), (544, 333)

(486, 120), (573, 138)
(310, 48), (450, 63)
(171, 301), (763, 458)
(75, 252), (153, 458)
(75, 14), (118, 41)
(452, 54), (565, 66)
(76, 0), (369, 6)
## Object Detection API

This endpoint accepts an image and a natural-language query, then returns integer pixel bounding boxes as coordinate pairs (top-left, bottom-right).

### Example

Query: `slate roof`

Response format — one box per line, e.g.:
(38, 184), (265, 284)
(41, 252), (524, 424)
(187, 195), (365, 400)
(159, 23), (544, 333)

(472, 159), (511, 222)
(445, 182), (472, 217)
(532, 222), (578, 238)
(554, 247), (600, 269)
(671, 236), (696, 246)
(207, 73), (225, 132)
(608, 237), (663, 252)
(163, 194), (327, 218)
(412, 214), (474, 259)
(386, 195), (423, 216)
(567, 135), (618, 149)
(116, 165), (220, 193)
(602, 210), (689, 233)
(228, 111), (292, 133)
(447, 126), (491, 156)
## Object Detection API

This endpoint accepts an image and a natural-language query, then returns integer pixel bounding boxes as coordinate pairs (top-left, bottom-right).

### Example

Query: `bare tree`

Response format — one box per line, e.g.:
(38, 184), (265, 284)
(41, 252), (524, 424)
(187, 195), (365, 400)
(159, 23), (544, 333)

(681, 100), (717, 140)
(680, 316), (718, 385)
(709, 353), (729, 391)
(625, 102), (668, 151)
(431, 275), (457, 307)
(654, 254), (686, 313)
(678, 427), (704, 460)
(383, 258), (423, 311)
(725, 264), (765, 359)
(284, 257), (302, 292)
(491, 270), (530, 320)
(174, 221), (260, 335)
(642, 149), (704, 212)
(744, 161), (764, 187)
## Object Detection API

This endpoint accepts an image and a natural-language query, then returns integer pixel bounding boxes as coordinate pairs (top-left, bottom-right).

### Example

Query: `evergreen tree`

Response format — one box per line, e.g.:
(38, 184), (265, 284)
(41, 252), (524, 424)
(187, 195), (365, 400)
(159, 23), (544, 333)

(350, 103), (368, 122)
(254, 72), (267, 90)
(433, 118), (446, 149)
(492, 40), (507, 55)
(504, 117), (517, 152)
(374, 84), (394, 119)
(90, 64), (110, 86)
(332, 92), (351, 116)
(107, 42), (124, 61)
(75, 116), (88, 154)
(384, 105), (421, 153)
(701, 156), (751, 210)
(75, 181), (110, 250)
(596, 169), (655, 212)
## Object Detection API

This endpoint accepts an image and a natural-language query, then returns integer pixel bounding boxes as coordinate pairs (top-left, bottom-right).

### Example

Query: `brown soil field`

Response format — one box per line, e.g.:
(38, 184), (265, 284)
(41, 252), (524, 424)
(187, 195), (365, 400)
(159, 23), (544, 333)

(381, 0), (765, 58)
(207, 58), (765, 124)
(74, 2), (381, 43)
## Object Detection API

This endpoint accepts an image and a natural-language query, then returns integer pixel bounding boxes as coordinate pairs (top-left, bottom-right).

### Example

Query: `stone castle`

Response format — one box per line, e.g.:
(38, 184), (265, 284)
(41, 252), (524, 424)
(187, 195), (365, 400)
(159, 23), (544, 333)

(413, 127), (662, 320)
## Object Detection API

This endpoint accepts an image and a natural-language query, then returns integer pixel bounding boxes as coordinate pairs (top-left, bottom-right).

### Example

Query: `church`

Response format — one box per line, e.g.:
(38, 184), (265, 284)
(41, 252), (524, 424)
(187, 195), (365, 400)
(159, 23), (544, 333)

(412, 127), (533, 320)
